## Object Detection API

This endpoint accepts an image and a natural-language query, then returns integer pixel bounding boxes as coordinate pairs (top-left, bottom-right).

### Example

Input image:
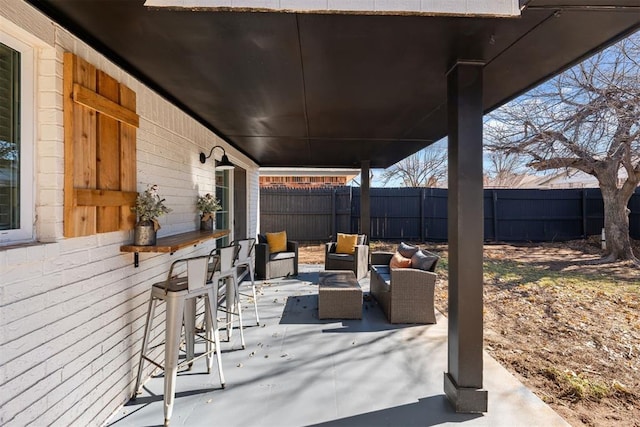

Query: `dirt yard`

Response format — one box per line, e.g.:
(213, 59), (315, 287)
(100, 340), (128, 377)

(298, 239), (640, 426)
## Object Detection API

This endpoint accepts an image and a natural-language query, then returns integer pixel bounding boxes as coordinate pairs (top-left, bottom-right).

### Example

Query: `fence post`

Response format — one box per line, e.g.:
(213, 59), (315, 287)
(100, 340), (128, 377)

(349, 186), (355, 234)
(421, 188), (426, 241)
(492, 190), (498, 242)
(582, 188), (587, 239)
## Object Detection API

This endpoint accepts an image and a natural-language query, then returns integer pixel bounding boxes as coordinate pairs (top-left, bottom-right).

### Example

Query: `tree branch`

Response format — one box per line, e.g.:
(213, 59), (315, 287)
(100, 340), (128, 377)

(528, 158), (596, 175)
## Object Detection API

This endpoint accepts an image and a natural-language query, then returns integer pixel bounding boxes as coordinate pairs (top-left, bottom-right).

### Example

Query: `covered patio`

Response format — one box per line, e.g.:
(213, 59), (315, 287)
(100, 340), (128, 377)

(24, 0), (638, 414)
(108, 265), (568, 426)
(1, 0), (638, 424)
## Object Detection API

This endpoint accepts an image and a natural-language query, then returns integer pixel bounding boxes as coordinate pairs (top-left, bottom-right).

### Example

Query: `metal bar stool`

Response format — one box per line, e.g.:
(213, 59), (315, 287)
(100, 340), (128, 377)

(133, 254), (225, 425)
(209, 244), (245, 347)
(232, 238), (260, 326)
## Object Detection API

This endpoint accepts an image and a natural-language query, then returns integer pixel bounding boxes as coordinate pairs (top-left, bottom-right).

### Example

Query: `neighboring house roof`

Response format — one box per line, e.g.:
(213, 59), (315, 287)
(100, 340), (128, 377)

(260, 167), (359, 181)
(260, 167), (359, 186)
(485, 170), (632, 189)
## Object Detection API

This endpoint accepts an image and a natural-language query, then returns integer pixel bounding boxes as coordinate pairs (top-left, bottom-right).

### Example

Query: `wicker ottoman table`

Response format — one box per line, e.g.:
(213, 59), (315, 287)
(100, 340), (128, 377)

(318, 270), (362, 319)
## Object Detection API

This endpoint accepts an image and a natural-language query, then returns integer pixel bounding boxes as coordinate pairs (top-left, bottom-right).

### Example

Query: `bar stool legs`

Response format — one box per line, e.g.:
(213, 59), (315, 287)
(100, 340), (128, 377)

(233, 238), (260, 326)
(163, 295), (185, 424)
(205, 287), (225, 386)
(184, 299), (196, 369)
(134, 296), (157, 396)
(246, 262), (260, 325)
(133, 278), (226, 424)
(220, 274), (245, 349)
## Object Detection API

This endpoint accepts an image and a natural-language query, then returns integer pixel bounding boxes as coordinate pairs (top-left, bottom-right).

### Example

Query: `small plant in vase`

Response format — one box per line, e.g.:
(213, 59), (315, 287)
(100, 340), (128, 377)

(196, 193), (221, 231)
(131, 184), (172, 245)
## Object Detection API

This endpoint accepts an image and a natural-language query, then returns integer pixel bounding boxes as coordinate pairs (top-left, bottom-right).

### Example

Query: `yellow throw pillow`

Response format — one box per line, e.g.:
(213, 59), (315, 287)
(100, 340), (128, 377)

(390, 251), (412, 269)
(335, 233), (358, 254)
(266, 231), (288, 253)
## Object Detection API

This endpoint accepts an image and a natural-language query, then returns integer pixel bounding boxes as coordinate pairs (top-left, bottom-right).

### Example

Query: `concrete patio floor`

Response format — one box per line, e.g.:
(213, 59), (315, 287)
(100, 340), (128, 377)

(107, 265), (569, 427)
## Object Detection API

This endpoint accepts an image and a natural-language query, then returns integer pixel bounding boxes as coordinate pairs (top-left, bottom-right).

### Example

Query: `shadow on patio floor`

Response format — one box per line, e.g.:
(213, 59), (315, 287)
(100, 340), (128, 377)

(107, 265), (569, 427)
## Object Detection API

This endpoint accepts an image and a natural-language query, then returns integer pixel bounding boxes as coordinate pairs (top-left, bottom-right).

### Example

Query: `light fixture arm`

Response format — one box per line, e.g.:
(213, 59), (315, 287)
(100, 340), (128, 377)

(199, 145), (234, 170)
(200, 145), (224, 163)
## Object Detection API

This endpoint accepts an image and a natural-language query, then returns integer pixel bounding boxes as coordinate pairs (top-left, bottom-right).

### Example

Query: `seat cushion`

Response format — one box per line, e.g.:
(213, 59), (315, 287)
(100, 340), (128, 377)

(336, 233), (358, 254)
(266, 231), (288, 253)
(372, 265), (391, 287)
(270, 251), (295, 261)
(372, 265), (390, 275)
(327, 252), (355, 262)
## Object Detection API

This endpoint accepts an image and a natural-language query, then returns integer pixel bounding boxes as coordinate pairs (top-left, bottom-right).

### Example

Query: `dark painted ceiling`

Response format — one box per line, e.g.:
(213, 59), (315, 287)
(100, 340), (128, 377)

(27, 0), (639, 168)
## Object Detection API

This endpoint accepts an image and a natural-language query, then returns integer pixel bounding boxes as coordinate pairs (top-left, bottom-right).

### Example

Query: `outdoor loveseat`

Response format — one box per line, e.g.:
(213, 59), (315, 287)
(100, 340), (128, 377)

(370, 247), (438, 324)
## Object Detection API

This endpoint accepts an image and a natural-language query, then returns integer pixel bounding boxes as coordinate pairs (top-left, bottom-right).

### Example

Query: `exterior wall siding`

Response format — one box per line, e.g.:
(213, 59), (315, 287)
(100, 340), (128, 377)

(0, 1), (259, 425)
(248, 168), (260, 240)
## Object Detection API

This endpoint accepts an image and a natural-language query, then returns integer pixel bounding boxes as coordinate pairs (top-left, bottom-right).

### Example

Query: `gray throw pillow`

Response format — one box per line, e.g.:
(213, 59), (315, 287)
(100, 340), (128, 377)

(398, 242), (419, 258)
(257, 233), (267, 244)
(411, 249), (439, 272)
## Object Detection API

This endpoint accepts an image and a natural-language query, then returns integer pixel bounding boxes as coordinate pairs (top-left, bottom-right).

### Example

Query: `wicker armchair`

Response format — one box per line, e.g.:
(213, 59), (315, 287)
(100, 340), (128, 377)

(255, 236), (298, 280)
(370, 251), (438, 324)
(324, 234), (369, 280)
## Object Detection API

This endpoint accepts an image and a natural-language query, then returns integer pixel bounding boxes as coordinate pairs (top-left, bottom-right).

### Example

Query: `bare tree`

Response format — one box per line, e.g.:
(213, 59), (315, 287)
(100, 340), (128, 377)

(380, 143), (447, 187)
(486, 32), (640, 262)
(350, 169), (374, 187)
(484, 150), (527, 187)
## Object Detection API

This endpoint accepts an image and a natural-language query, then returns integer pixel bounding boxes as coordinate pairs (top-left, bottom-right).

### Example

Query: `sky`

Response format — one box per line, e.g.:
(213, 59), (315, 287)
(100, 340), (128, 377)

(357, 30), (640, 189)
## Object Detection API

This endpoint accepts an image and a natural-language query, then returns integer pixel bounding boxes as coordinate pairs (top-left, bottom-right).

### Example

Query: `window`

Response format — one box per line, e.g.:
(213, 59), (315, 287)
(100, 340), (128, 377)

(0, 33), (34, 243)
(215, 169), (230, 246)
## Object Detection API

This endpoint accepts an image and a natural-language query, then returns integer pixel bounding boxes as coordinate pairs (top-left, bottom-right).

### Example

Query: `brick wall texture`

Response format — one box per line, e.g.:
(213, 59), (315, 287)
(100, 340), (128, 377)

(0, 2), (259, 425)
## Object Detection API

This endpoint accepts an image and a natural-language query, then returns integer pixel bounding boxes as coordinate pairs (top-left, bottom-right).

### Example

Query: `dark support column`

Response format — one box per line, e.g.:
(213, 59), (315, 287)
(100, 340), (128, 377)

(360, 160), (370, 238)
(444, 61), (488, 413)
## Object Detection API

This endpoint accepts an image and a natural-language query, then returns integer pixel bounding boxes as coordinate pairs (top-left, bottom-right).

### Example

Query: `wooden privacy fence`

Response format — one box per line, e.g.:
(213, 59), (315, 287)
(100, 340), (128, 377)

(260, 187), (640, 242)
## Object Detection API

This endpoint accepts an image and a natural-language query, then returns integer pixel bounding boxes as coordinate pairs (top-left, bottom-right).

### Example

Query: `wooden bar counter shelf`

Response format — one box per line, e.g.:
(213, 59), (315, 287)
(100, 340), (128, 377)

(120, 229), (230, 267)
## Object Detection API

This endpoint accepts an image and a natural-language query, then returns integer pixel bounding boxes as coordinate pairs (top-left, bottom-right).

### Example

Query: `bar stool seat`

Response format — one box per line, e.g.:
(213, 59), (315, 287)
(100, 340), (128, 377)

(153, 278), (188, 292)
(133, 254), (225, 426)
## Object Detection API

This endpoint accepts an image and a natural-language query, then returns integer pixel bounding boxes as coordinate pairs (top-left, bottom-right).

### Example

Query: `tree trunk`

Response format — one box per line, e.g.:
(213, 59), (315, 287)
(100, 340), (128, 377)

(600, 185), (636, 261)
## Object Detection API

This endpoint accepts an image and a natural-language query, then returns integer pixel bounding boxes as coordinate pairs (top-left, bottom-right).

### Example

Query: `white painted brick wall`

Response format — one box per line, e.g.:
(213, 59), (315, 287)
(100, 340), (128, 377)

(248, 169), (260, 237)
(0, 1), (260, 425)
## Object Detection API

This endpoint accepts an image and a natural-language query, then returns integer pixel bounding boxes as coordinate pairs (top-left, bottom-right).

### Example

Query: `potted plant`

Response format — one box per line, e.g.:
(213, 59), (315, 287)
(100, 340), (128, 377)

(196, 193), (221, 231)
(131, 184), (172, 245)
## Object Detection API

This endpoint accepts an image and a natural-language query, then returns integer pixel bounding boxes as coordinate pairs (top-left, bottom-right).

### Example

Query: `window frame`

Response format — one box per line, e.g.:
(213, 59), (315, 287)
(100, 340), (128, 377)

(215, 168), (231, 246)
(0, 31), (35, 244)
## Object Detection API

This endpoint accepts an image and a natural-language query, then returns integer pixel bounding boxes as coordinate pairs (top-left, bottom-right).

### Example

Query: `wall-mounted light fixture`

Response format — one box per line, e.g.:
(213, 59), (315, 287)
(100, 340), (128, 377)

(199, 145), (234, 170)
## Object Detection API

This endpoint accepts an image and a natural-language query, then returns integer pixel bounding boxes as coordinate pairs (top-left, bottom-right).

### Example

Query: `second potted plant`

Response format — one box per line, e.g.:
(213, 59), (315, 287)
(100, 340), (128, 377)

(131, 184), (172, 245)
(197, 193), (221, 231)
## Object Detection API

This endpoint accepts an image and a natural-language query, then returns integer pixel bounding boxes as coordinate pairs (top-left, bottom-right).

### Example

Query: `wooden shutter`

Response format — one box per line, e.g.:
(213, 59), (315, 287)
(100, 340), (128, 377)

(63, 53), (139, 237)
